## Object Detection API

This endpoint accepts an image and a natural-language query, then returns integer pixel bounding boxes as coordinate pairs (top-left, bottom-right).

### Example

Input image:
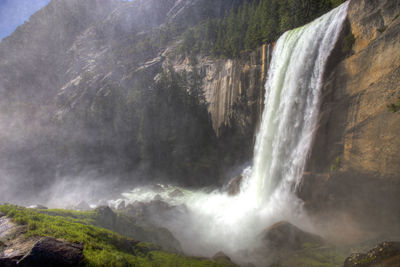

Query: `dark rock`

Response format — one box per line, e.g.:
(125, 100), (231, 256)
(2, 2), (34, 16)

(344, 241), (400, 267)
(116, 200), (126, 210)
(153, 194), (163, 201)
(0, 255), (21, 267)
(150, 184), (165, 193)
(168, 189), (184, 198)
(124, 202), (146, 219)
(212, 251), (231, 261)
(0, 212), (5, 217)
(73, 201), (91, 211)
(27, 205), (48, 210)
(94, 206), (117, 229)
(17, 237), (84, 267)
(212, 251), (238, 265)
(227, 175), (243, 196)
(261, 221), (324, 251)
(119, 201), (184, 253)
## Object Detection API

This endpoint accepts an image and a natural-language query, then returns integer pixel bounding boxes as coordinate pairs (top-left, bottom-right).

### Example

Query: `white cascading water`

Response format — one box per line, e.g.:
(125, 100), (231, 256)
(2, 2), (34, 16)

(243, 1), (349, 207)
(109, 1), (349, 261)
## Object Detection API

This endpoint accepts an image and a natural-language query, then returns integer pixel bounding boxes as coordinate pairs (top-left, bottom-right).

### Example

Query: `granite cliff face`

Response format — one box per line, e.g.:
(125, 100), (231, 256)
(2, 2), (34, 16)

(163, 44), (271, 170)
(300, 0), (400, 237)
(168, 45), (270, 137)
(0, 0), (252, 204)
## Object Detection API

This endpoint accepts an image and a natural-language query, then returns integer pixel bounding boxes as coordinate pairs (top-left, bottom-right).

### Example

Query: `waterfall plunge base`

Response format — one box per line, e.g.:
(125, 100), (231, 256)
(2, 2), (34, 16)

(111, 2), (350, 263)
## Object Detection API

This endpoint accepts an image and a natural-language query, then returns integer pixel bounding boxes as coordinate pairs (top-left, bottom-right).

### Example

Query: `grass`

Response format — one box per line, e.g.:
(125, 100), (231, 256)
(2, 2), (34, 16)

(0, 205), (236, 267)
(273, 247), (348, 267)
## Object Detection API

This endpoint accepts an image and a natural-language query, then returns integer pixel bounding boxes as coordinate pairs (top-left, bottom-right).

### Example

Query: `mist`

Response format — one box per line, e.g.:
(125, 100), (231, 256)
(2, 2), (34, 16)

(1, 0), (399, 266)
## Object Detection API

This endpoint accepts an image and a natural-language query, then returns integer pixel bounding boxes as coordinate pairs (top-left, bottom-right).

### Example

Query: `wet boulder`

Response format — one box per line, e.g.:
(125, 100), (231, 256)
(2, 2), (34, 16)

(261, 221), (324, 251)
(17, 237), (84, 267)
(168, 189), (184, 198)
(73, 201), (91, 211)
(344, 241), (400, 267)
(212, 251), (238, 266)
(94, 206), (117, 229)
(116, 200), (126, 210)
(212, 251), (231, 261)
(227, 175), (243, 196)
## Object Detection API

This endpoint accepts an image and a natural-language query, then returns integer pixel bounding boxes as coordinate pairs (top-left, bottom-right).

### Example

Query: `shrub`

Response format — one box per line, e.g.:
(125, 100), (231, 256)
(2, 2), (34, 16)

(342, 32), (355, 54)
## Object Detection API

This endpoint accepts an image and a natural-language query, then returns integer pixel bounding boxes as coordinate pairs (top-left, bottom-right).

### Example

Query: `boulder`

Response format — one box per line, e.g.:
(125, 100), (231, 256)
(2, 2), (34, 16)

(212, 251), (238, 266)
(116, 200), (126, 210)
(212, 251), (231, 262)
(261, 221), (324, 251)
(153, 194), (163, 201)
(168, 189), (184, 198)
(73, 201), (91, 211)
(94, 206), (117, 229)
(0, 256), (21, 267)
(17, 237), (84, 267)
(344, 241), (400, 267)
(227, 175), (243, 196)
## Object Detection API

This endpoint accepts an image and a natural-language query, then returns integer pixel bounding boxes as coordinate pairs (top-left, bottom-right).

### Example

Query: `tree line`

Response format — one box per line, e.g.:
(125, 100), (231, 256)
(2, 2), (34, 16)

(179, 0), (347, 58)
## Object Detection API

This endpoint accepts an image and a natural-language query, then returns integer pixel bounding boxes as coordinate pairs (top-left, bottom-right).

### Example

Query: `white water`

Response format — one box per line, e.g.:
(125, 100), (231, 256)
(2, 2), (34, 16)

(110, 2), (349, 261)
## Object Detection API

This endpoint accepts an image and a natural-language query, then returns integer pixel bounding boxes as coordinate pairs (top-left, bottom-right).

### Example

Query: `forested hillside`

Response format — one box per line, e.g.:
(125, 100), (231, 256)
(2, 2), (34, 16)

(179, 0), (347, 57)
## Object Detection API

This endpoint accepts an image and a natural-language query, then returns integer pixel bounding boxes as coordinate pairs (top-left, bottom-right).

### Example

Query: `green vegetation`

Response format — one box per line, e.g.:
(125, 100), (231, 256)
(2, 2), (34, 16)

(179, 0), (347, 58)
(137, 66), (220, 185)
(330, 156), (341, 172)
(342, 32), (355, 54)
(0, 205), (236, 267)
(387, 97), (400, 113)
(353, 255), (377, 264)
(272, 247), (348, 267)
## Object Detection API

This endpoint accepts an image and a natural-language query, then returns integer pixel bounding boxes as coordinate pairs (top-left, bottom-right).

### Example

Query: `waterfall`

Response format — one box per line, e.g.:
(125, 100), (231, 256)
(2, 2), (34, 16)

(112, 2), (350, 259)
(243, 2), (349, 206)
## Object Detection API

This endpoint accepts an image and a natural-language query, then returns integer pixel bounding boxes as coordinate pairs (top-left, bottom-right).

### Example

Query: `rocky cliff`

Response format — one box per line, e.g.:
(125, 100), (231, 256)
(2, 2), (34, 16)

(300, 0), (400, 238)
(168, 44), (271, 137)
(0, 0), (253, 204)
(160, 44), (271, 174)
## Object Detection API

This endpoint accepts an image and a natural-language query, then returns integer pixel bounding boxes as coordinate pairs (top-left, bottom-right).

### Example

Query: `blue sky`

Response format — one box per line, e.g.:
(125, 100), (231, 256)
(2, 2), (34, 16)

(0, 0), (50, 41)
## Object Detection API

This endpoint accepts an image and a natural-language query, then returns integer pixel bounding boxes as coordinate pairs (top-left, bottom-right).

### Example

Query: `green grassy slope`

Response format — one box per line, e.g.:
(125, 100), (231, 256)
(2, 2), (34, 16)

(0, 205), (237, 267)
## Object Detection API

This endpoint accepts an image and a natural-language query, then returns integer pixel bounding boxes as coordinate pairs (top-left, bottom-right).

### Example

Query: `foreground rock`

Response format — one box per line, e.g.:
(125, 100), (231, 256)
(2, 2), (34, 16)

(95, 205), (183, 253)
(344, 241), (400, 267)
(17, 237), (84, 267)
(261, 221), (324, 251)
(226, 175), (243, 196)
(0, 234), (83, 267)
(212, 251), (238, 266)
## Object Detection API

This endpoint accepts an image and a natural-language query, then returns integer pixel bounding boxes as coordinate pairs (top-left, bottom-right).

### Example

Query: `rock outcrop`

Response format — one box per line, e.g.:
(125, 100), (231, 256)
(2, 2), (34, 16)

(0, 215), (83, 267)
(94, 205), (183, 253)
(168, 44), (270, 137)
(17, 237), (84, 267)
(260, 221), (324, 251)
(300, 0), (400, 236)
(344, 241), (400, 267)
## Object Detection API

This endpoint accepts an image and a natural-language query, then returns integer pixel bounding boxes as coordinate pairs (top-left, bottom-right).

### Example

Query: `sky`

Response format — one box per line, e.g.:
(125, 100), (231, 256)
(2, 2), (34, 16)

(0, 0), (51, 41)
